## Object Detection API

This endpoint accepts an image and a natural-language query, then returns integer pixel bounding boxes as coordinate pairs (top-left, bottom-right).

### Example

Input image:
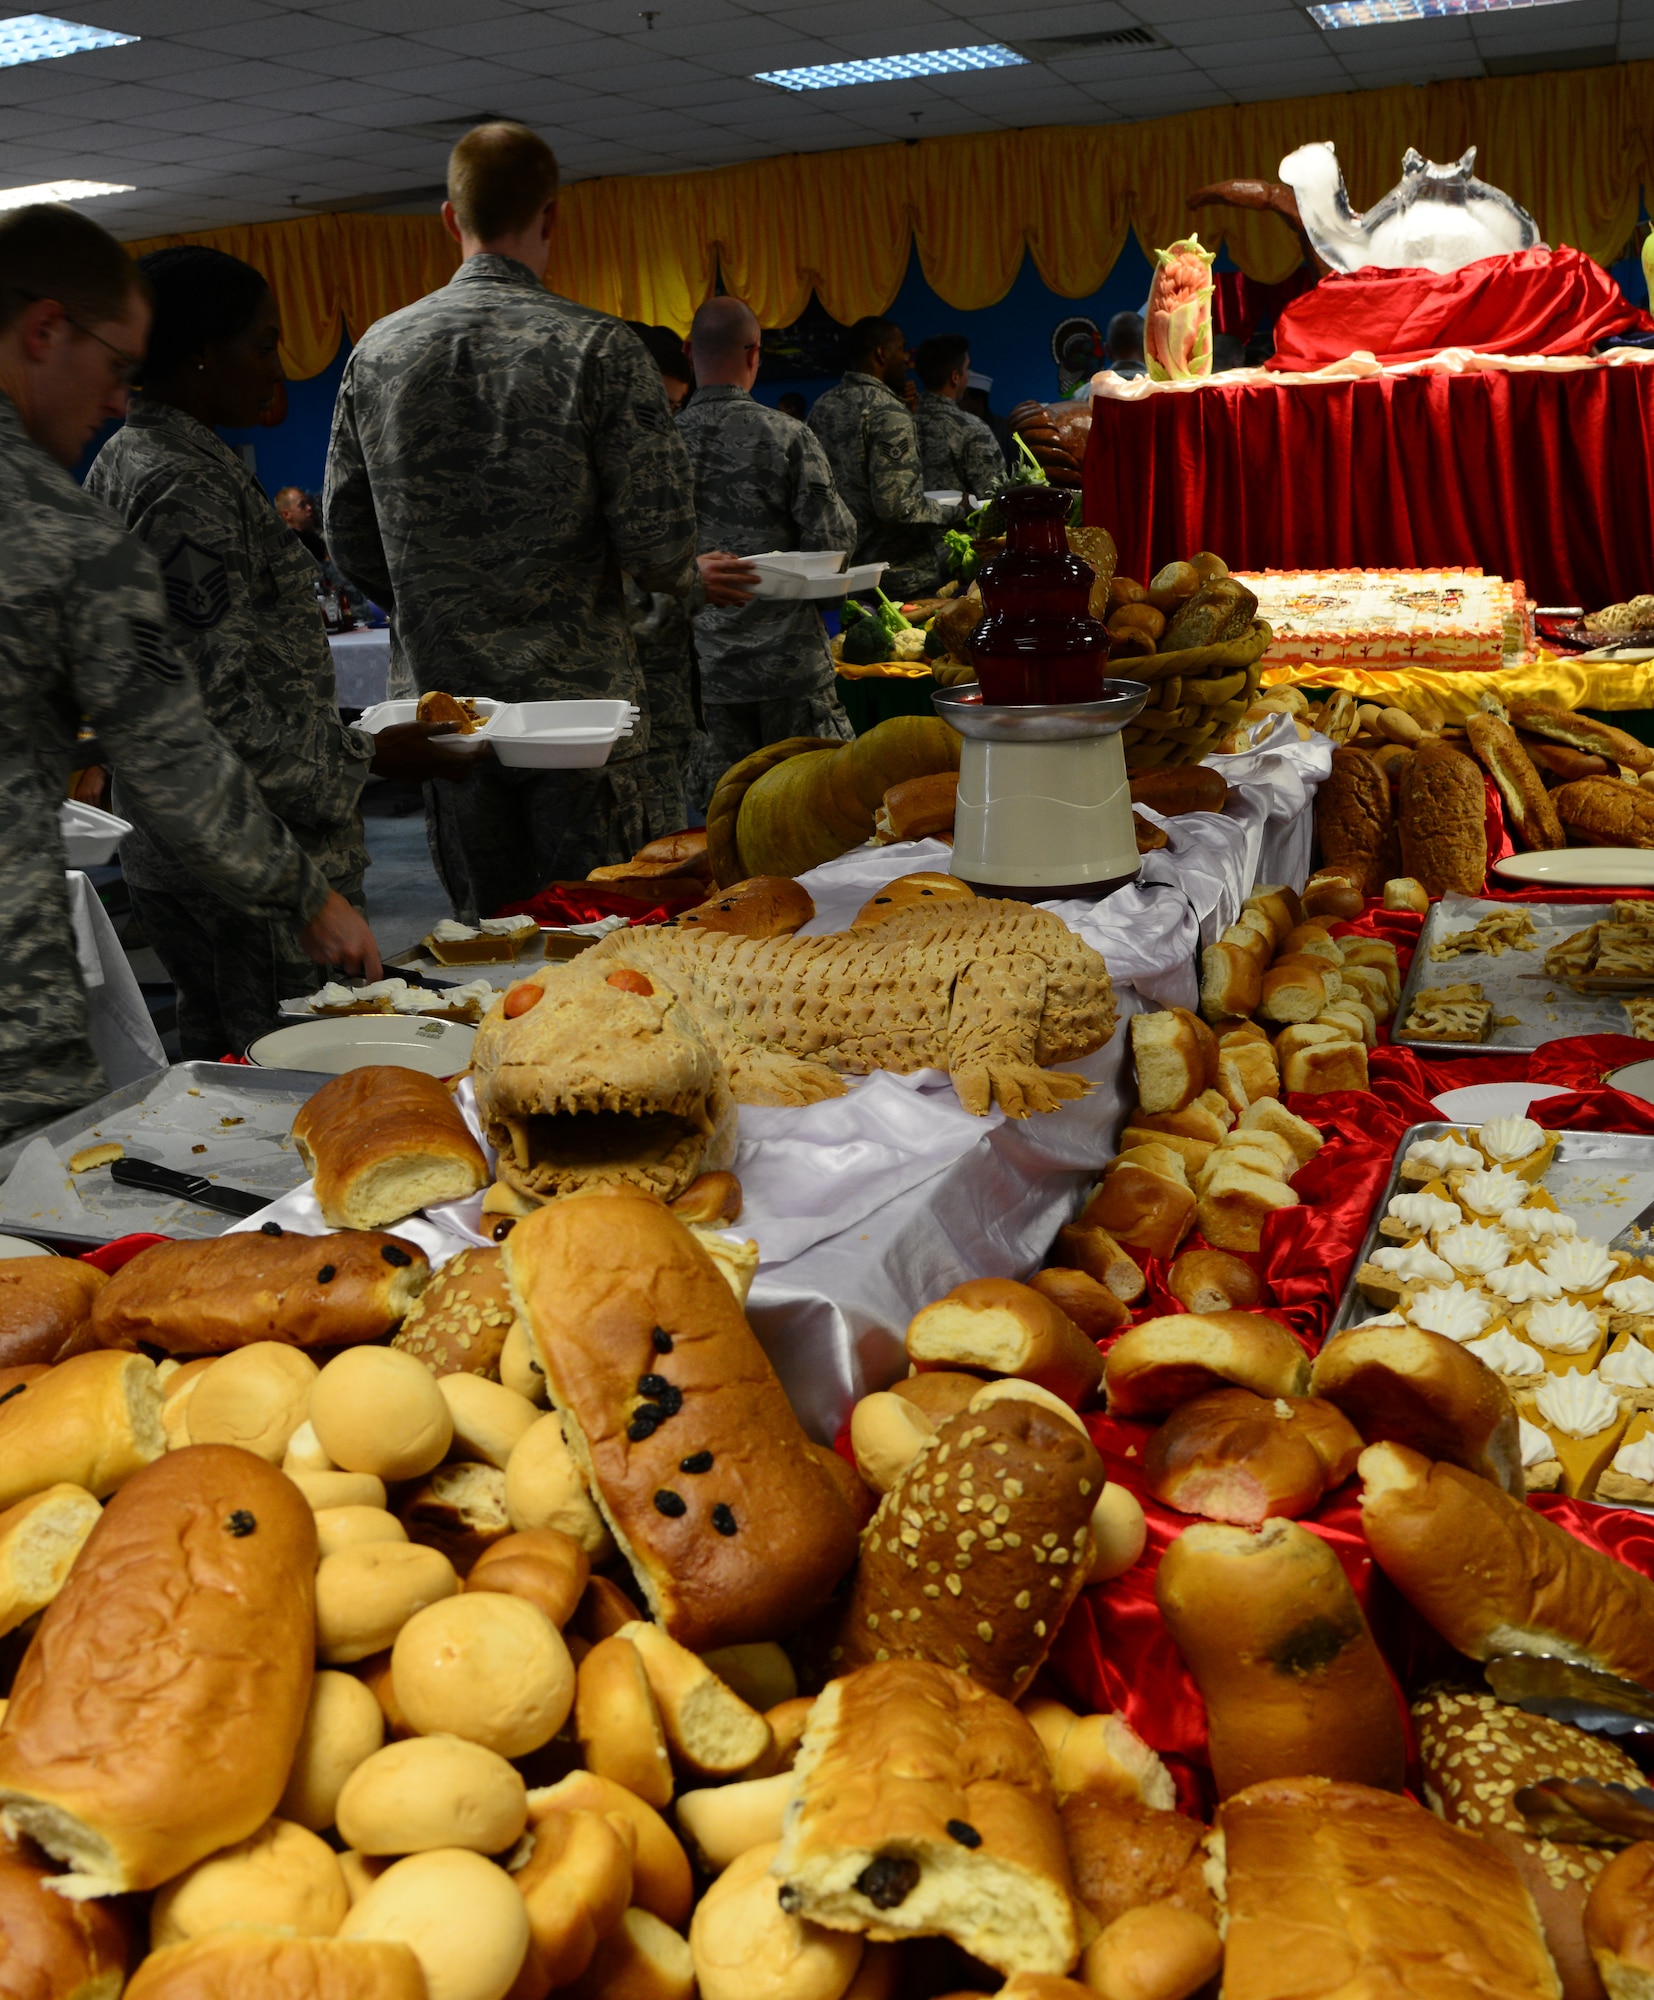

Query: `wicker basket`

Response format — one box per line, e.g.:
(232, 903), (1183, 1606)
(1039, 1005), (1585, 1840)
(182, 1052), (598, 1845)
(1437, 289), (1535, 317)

(1119, 620), (1273, 771)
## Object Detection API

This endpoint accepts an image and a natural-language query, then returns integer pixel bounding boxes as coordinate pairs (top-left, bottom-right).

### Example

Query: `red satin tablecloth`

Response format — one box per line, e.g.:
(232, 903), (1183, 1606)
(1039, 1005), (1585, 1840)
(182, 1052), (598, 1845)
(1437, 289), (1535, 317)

(1083, 360), (1654, 608)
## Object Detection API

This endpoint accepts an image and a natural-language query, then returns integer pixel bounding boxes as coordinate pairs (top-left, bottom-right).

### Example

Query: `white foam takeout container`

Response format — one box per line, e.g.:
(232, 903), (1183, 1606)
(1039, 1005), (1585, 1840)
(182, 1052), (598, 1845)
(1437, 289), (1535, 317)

(58, 800), (133, 868)
(488, 699), (638, 770)
(748, 552), (886, 602)
(356, 697), (501, 749)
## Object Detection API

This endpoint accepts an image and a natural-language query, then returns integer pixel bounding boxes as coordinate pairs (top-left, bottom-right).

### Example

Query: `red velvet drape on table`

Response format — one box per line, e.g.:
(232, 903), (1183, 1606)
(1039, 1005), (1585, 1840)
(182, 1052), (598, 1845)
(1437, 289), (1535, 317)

(1083, 363), (1654, 606)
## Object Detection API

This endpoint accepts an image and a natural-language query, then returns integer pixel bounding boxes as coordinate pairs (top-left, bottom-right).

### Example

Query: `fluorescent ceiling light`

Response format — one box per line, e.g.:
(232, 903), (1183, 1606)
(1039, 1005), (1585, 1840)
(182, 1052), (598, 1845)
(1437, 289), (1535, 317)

(0, 179), (135, 210)
(754, 44), (1027, 90)
(0, 13), (137, 66)
(1310, 0), (1576, 24)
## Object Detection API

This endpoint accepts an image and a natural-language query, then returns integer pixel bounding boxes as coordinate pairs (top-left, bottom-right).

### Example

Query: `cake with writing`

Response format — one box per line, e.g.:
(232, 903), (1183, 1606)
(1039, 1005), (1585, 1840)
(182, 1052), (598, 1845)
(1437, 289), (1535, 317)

(1235, 568), (1531, 671)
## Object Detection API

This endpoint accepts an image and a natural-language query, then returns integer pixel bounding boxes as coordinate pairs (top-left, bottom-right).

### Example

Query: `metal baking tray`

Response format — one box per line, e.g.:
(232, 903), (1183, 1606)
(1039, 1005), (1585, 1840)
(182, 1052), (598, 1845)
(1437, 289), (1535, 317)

(1392, 895), (1647, 1055)
(0, 1061), (323, 1248)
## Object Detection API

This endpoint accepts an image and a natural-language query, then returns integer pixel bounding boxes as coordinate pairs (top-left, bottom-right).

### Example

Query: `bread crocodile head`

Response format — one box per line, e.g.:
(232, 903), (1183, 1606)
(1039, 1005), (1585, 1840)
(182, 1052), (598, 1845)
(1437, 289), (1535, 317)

(471, 959), (736, 1205)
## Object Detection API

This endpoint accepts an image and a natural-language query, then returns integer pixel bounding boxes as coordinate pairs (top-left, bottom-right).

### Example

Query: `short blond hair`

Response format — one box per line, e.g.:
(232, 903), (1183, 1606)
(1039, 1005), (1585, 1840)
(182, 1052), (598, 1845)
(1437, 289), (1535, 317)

(447, 122), (559, 242)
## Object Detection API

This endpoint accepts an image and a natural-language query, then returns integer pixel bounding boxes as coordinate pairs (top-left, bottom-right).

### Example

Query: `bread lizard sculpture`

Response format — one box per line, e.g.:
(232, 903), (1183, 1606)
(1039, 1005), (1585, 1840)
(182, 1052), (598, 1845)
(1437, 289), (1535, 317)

(471, 899), (1117, 1205)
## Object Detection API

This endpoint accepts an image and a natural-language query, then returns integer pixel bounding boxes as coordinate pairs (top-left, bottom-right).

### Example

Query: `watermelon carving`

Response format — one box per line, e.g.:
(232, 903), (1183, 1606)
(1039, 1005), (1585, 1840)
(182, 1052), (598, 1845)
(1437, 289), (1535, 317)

(1146, 234), (1217, 382)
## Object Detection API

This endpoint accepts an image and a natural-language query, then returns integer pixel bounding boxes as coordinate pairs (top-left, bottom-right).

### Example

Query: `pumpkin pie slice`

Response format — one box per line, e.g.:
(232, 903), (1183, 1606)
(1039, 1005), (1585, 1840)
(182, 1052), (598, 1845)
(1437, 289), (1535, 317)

(1596, 1409), (1654, 1504)
(1520, 1298), (1608, 1378)
(1520, 1371), (1630, 1498)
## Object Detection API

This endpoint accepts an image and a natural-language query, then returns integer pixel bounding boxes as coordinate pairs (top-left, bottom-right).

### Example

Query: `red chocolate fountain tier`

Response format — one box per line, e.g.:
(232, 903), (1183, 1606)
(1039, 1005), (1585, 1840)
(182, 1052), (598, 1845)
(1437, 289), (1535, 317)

(968, 485), (1111, 706)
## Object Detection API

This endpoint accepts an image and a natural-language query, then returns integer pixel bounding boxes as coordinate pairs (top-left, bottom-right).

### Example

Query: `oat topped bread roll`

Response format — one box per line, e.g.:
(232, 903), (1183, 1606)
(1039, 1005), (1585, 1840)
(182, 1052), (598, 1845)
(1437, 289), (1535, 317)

(0, 1445), (317, 1896)
(293, 1067), (488, 1231)
(91, 1231), (428, 1355)
(774, 1659), (1087, 1978)
(503, 1187), (859, 1651)
(391, 1247), (518, 1380)
(0, 1257), (108, 1371)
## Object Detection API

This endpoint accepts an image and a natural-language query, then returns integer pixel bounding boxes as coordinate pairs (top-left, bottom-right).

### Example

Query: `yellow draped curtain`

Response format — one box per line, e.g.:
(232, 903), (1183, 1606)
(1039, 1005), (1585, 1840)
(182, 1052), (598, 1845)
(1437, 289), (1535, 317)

(129, 60), (1652, 379)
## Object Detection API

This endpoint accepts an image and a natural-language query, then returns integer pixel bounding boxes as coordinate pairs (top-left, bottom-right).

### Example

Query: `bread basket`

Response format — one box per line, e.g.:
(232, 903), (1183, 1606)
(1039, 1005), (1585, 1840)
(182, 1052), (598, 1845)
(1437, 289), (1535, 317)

(1118, 620), (1272, 771)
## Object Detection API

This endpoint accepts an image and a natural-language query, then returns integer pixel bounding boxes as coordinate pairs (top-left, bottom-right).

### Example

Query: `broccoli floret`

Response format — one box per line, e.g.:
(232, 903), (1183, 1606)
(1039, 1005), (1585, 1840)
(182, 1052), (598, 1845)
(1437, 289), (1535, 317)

(839, 617), (894, 666)
(875, 588), (913, 635)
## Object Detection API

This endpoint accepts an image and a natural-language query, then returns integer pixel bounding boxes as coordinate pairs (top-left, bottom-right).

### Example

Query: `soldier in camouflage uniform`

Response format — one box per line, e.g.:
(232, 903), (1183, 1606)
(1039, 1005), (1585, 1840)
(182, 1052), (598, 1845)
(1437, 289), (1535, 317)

(86, 246), (470, 1058)
(807, 316), (965, 602)
(677, 298), (858, 809)
(912, 334), (1007, 508)
(325, 124), (717, 915)
(0, 205), (377, 1138)
(622, 575), (695, 839)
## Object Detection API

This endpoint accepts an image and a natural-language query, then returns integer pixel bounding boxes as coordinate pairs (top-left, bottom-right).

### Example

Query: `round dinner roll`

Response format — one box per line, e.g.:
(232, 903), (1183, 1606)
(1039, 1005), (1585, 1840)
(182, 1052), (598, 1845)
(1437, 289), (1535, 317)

(849, 1391), (932, 1493)
(150, 1817), (348, 1949)
(335, 1735), (527, 1857)
(437, 1372), (539, 1471)
(283, 1419), (336, 1474)
(316, 1541), (459, 1665)
(498, 1318), (547, 1405)
(969, 1376), (1090, 1437)
(690, 1841), (863, 2000)
(1088, 1483), (1148, 1584)
(311, 1348), (453, 1483)
(338, 1849), (529, 2000)
(124, 1934), (426, 2000)
(465, 1525), (589, 1628)
(676, 1770), (795, 1872)
(1080, 1902), (1224, 2000)
(504, 1413), (612, 1557)
(391, 1591), (574, 1758)
(288, 1468), (388, 1511)
(525, 1772), (693, 1931)
(183, 1342), (318, 1463)
(886, 1371), (985, 1421)
(280, 1670), (386, 1833)
(315, 1505), (408, 1561)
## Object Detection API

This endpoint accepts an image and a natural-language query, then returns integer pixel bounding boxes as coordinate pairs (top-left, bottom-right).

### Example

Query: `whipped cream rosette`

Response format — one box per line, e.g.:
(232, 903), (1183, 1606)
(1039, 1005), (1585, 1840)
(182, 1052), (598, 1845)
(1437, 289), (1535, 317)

(1522, 1368), (1630, 1496)
(1464, 1327), (1547, 1386)
(1540, 1236), (1618, 1297)
(1482, 1260), (1562, 1307)
(1521, 1297), (1608, 1376)
(1500, 1204), (1577, 1247)
(1356, 1239), (1454, 1311)
(1473, 1116), (1555, 1181)
(1433, 1223), (1511, 1278)
(1516, 1415), (1563, 1492)
(1450, 1166), (1530, 1217)
(1402, 1280), (1496, 1342)
(1399, 1134), (1482, 1185)
(1381, 1189), (1462, 1242)
(1600, 1412), (1654, 1502)
(1601, 1333), (1654, 1411)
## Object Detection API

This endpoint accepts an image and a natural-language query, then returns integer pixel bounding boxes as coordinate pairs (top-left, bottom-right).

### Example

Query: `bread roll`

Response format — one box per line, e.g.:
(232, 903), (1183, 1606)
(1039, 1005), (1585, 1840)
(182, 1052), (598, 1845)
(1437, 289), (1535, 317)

(775, 1659), (1085, 1978)
(0, 1832), (131, 2000)
(1059, 1792), (1213, 1933)
(314, 1506), (407, 1560)
(124, 1934), (425, 2000)
(1088, 1483), (1147, 1584)
(1080, 1903), (1223, 2000)
(525, 1771), (692, 1931)
(1585, 1842), (1654, 1998)
(1195, 1160), (1299, 1253)
(91, 1231), (428, 1355)
(557, 1906), (695, 2000)
(1383, 876), (1430, 914)
(1024, 1701), (1173, 1810)
(315, 1542), (458, 1665)
(1217, 1776), (1559, 2000)
(502, 1413), (611, 1557)
(465, 1525), (589, 1628)
(968, 1377), (1090, 1438)
(0, 1446), (317, 1895)
(765, 1695), (817, 1773)
(282, 1418), (334, 1473)
(701, 1640), (798, 1714)
(1199, 940), (1263, 1022)
(0, 1482), (101, 1637)
(691, 1839), (863, 2000)
(1129, 1011), (1217, 1115)
(850, 1391), (934, 1494)
(150, 1816), (348, 1948)
(1310, 1323), (1522, 1493)
(391, 1247), (519, 1382)
(391, 1592), (573, 1758)
(497, 1317), (547, 1404)
(1142, 1389), (1362, 1526)
(437, 1373), (538, 1470)
(1301, 868), (1365, 921)
(1400, 740), (1488, 897)
(510, 1803), (635, 1993)
(338, 1849), (530, 2000)
(289, 1469), (388, 1513)
(1104, 1312), (1309, 1418)
(1165, 1249), (1262, 1315)
(878, 772), (959, 843)
(676, 1770), (795, 1872)
(886, 1372), (987, 1421)
(0, 1349), (163, 1509)
(676, 874), (818, 937)
(293, 1066), (488, 1230)
(503, 1189), (859, 1651)
(336, 1735), (526, 1856)
(1358, 1441), (1654, 1690)
(1258, 956), (1334, 1025)
(279, 1670), (385, 1832)
(906, 1279), (1104, 1406)
(1281, 1038), (1369, 1095)
(185, 1343), (318, 1464)
(398, 1461), (511, 1575)
(570, 1573), (642, 1644)
(1084, 1157), (1196, 1263)
(618, 1619), (770, 1778)
(1314, 745), (1390, 897)
(1156, 1519), (1405, 1798)
(310, 1346), (453, 1484)
(1050, 1222), (1147, 1303)
(0, 1257), (107, 1370)
(1025, 1266), (1129, 1338)
(575, 1635), (674, 1808)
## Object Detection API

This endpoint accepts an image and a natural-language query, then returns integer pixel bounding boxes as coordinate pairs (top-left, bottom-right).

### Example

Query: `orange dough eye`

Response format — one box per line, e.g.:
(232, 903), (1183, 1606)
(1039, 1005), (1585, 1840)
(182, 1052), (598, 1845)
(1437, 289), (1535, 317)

(504, 983), (543, 1018)
(606, 969), (654, 996)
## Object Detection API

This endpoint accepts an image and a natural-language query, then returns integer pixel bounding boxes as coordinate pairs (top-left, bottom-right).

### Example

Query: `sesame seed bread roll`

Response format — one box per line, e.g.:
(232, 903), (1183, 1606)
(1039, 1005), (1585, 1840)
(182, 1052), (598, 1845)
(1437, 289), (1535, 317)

(90, 1231), (429, 1356)
(502, 1187), (859, 1652)
(0, 1445), (317, 1895)
(292, 1066), (489, 1231)
(391, 1247), (519, 1381)
(122, 1934), (426, 2000)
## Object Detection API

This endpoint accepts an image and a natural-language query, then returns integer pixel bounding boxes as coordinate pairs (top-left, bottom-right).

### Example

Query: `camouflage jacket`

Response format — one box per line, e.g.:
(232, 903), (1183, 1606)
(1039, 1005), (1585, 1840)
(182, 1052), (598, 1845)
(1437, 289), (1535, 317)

(324, 254), (698, 710)
(86, 396), (371, 894)
(0, 393), (327, 1136)
(806, 371), (960, 599)
(675, 385), (855, 701)
(914, 391), (1006, 505)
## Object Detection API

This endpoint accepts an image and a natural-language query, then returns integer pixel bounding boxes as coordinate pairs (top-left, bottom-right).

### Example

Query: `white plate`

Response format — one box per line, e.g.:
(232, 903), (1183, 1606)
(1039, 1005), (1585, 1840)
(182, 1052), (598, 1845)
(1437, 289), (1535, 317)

(0, 1233), (55, 1258)
(58, 799), (133, 868)
(489, 699), (637, 769)
(924, 489), (963, 506)
(747, 550), (851, 579)
(1609, 1060), (1654, 1107)
(1576, 646), (1654, 663)
(1429, 1082), (1571, 1122)
(1494, 849), (1654, 888)
(356, 697), (500, 749)
(246, 1015), (476, 1077)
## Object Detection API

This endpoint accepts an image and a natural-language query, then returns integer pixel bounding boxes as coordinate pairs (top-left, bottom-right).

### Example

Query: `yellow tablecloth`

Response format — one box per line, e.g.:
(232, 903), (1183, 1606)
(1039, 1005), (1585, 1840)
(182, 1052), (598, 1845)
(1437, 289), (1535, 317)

(1260, 651), (1654, 719)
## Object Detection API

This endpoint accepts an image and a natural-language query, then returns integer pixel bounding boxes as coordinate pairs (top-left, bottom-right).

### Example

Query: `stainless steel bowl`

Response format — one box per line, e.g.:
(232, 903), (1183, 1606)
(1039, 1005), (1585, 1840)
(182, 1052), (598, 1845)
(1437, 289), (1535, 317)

(932, 680), (1150, 743)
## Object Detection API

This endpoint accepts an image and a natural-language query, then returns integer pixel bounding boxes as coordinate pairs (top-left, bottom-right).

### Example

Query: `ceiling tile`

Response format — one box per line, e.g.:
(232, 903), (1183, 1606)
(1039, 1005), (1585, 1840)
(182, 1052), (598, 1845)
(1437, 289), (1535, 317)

(317, 0), (524, 29)
(405, 13), (603, 54)
(125, 98), (275, 131)
(70, 0), (281, 31)
(275, 34), (465, 76)
(174, 16), (378, 57)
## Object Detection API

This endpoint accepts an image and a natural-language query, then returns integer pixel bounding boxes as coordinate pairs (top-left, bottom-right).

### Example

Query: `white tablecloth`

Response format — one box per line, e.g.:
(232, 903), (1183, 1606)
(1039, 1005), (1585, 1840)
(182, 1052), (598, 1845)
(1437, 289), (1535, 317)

(68, 871), (166, 1091)
(329, 628), (391, 708)
(231, 723), (1328, 1438)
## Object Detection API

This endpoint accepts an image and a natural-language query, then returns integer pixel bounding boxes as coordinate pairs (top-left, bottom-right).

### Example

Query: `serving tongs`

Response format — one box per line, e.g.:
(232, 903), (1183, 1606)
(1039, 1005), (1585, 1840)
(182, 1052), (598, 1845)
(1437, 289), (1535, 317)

(1513, 1777), (1654, 1846)
(109, 1156), (269, 1218)
(1485, 1654), (1654, 1740)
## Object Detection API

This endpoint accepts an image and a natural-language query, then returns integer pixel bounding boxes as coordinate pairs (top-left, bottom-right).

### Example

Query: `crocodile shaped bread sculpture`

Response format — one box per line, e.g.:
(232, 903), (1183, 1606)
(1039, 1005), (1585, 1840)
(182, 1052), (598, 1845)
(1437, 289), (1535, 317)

(471, 899), (1116, 1206)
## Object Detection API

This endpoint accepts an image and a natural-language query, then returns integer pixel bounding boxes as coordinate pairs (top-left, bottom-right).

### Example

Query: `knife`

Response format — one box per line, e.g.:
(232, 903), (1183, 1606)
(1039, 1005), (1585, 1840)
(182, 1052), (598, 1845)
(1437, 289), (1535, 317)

(1513, 1777), (1654, 1846)
(1486, 1654), (1654, 1738)
(110, 1157), (271, 1219)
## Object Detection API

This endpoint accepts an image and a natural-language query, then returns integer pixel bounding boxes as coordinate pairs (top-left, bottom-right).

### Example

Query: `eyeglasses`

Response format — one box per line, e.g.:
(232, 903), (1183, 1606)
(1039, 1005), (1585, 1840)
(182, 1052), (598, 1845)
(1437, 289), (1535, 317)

(12, 289), (142, 386)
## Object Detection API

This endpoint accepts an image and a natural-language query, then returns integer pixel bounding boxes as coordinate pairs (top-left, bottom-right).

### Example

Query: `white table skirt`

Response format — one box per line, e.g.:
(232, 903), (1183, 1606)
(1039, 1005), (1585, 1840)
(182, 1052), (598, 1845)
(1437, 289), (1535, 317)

(67, 871), (166, 1091)
(328, 628), (391, 708)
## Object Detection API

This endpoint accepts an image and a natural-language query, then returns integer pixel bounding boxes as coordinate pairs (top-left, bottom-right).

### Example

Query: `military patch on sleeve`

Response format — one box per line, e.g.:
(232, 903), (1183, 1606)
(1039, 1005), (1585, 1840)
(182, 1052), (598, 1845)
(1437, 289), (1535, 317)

(129, 617), (185, 683)
(159, 535), (230, 629)
(634, 402), (669, 434)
